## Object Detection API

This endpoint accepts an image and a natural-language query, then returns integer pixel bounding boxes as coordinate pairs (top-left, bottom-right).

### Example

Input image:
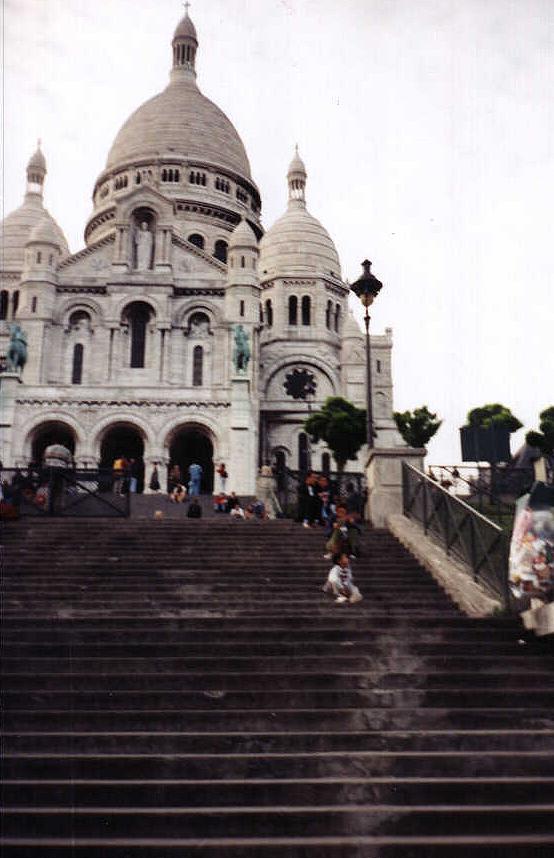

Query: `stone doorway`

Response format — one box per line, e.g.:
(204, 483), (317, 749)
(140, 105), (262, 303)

(168, 427), (214, 494)
(99, 424), (145, 493)
(30, 421), (76, 465)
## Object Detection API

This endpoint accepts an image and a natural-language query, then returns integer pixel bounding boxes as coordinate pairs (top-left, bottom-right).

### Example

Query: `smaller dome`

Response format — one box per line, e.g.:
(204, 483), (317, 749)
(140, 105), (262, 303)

(260, 148), (341, 279)
(229, 218), (258, 249)
(174, 11), (197, 42)
(28, 144), (46, 174)
(27, 218), (63, 248)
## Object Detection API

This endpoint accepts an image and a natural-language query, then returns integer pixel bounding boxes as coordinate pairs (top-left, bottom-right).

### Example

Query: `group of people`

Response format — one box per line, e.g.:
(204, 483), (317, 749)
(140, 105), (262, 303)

(213, 491), (267, 520)
(298, 471), (365, 606)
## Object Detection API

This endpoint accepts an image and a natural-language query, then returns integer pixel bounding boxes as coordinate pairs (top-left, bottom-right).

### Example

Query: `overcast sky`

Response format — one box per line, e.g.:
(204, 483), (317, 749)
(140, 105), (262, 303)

(3, 0), (552, 466)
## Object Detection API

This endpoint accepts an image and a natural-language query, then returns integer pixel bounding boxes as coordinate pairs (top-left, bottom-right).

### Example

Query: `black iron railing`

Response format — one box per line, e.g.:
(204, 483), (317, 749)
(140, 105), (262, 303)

(402, 462), (510, 605)
(0, 467), (130, 518)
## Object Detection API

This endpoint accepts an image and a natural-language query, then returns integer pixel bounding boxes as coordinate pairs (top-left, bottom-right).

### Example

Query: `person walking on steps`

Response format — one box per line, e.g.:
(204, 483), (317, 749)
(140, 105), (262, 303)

(188, 462), (203, 496)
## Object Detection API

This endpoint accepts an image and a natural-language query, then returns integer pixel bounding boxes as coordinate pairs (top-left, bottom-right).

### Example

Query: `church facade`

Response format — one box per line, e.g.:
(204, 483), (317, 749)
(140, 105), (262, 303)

(0, 10), (401, 494)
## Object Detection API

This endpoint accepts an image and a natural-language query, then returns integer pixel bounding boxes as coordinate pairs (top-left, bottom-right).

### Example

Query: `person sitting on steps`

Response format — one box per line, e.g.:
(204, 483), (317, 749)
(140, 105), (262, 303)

(323, 553), (363, 604)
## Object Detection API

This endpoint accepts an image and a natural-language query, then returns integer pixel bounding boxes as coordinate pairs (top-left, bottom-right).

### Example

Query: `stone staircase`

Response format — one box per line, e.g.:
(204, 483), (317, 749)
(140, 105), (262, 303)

(1, 517), (553, 856)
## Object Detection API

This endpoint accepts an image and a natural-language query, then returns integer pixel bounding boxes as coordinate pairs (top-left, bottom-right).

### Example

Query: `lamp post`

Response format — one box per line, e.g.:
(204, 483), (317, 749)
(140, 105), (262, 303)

(350, 260), (383, 449)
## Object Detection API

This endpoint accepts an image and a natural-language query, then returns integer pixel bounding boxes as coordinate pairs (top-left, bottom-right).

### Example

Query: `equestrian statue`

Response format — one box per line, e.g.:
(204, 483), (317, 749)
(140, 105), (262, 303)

(6, 324), (28, 373)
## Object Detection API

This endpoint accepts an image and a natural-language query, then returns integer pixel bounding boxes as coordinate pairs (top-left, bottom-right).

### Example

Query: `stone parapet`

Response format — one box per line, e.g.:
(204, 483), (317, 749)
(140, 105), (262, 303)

(387, 513), (501, 617)
(365, 446), (425, 527)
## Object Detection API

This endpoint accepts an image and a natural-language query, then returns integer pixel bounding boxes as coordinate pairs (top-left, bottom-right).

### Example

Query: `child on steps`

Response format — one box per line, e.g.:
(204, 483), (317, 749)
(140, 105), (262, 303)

(323, 553), (363, 604)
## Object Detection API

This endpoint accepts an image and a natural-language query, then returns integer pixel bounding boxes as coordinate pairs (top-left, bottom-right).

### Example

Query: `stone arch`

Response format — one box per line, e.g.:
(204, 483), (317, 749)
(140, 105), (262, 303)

(162, 418), (221, 494)
(116, 294), (161, 321)
(55, 297), (103, 327)
(91, 413), (155, 465)
(19, 413), (86, 464)
(172, 300), (221, 328)
(264, 355), (338, 399)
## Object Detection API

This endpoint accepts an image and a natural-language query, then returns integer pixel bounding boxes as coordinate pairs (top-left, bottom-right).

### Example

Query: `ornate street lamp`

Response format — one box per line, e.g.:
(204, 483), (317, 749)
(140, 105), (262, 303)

(350, 260), (383, 449)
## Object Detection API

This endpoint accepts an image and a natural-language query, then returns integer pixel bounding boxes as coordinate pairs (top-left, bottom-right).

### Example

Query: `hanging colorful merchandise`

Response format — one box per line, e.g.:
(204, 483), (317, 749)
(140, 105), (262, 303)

(509, 482), (554, 636)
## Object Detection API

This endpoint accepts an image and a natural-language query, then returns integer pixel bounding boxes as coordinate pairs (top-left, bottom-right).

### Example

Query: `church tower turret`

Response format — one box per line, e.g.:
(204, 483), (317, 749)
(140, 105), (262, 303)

(26, 142), (47, 197)
(171, 4), (198, 80)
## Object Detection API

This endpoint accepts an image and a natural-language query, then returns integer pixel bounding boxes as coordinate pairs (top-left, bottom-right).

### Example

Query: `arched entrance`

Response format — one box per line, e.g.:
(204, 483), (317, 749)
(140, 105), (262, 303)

(99, 423), (145, 493)
(168, 426), (214, 494)
(30, 421), (76, 465)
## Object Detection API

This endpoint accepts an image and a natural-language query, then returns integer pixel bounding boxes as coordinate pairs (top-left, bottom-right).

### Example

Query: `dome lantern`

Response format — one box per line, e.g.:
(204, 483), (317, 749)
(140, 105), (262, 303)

(287, 145), (307, 208)
(26, 140), (47, 196)
(171, 3), (198, 80)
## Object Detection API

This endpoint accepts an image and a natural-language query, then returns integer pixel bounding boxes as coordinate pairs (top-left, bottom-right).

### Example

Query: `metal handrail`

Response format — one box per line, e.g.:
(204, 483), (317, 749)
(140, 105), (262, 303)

(402, 462), (511, 607)
(0, 467), (130, 518)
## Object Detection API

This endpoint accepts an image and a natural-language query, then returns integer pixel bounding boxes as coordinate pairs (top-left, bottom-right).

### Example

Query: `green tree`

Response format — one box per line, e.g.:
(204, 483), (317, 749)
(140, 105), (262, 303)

(526, 406), (554, 456)
(393, 405), (442, 449)
(464, 403), (522, 433)
(304, 396), (366, 472)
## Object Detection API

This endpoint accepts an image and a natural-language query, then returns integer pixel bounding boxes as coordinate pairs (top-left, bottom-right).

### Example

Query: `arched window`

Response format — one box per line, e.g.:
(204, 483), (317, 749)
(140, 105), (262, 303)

(241, 255), (245, 268)
(36, 251), (42, 264)
(0, 290), (8, 320)
(31, 297), (38, 313)
(334, 303), (341, 333)
(322, 452), (331, 475)
(298, 433), (309, 472)
(188, 233), (205, 250)
(301, 295), (311, 326)
(69, 310), (92, 331)
(265, 299), (273, 328)
(126, 303), (151, 368)
(288, 295), (298, 325)
(193, 345), (203, 386)
(240, 300), (245, 317)
(12, 291), (20, 318)
(72, 343), (84, 385)
(214, 240), (228, 263)
(325, 300), (332, 329)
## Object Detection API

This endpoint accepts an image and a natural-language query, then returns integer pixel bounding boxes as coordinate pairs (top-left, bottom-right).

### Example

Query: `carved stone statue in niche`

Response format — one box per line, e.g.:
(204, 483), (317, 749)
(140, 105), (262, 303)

(134, 222), (154, 271)
(189, 314), (210, 338)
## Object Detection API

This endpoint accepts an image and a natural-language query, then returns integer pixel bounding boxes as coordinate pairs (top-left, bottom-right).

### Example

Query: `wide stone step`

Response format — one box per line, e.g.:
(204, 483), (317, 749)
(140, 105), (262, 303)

(4, 777), (554, 807)
(5, 730), (554, 754)
(2, 834), (553, 857)
(1, 626), (523, 644)
(5, 687), (554, 711)
(4, 708), (554, 732)
(3, 805), (554, 839)
(1, 641), (529, 658)
(4, 654), (550, 673)
(4, 670), (551, 692)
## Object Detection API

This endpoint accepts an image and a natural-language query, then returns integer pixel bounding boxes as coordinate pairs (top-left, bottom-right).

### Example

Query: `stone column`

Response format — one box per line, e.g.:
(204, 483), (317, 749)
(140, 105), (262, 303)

(256, 468), (279, 518)
(0, 373), (23, 466)
(154, 226), (172, 272)
(112, 225), (130, 273)
(365, 447), (426, 527)
(229, 376), (258, 495)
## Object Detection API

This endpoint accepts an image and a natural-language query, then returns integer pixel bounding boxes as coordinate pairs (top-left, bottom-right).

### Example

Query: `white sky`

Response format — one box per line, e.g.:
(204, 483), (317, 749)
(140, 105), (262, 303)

(2, 0), (553, 465)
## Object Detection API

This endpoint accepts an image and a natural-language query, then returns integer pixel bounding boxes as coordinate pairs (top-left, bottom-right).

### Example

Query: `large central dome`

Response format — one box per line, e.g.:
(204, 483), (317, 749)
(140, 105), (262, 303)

(106, 75), (252, 179)
(105, 10), (252, 180)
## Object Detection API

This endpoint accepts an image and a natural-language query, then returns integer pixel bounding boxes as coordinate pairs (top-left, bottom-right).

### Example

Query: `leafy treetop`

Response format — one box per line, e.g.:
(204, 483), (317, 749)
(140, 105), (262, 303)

(464, 403), (522, 433)
(393, 405), (442, 449)
(526, 406), (554, 456)
(304, 396), (366, 472)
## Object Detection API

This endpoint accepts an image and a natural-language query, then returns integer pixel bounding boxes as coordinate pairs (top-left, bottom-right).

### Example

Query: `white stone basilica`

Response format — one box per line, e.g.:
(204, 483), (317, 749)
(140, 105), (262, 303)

(0, 9), (401, 494)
